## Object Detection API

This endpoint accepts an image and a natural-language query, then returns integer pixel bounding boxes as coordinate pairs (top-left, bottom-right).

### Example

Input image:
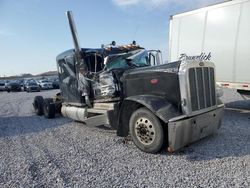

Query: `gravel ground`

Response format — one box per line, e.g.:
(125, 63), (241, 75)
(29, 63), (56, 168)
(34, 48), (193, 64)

(0, 89), (249, 187)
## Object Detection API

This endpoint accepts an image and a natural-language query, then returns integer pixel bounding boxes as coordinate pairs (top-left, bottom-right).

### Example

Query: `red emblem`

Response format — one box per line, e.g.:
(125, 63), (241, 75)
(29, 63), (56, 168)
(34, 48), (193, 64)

(150, 79), (158, 84)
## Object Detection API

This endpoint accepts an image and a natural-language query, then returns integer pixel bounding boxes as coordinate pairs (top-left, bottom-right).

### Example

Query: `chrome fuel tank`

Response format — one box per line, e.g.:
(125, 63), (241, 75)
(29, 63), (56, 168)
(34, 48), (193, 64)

(61, 105), (87, 122)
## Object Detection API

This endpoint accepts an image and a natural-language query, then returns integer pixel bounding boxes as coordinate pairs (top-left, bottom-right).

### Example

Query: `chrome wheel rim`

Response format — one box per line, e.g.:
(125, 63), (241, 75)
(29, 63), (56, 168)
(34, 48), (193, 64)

(135, 117), (155, 145)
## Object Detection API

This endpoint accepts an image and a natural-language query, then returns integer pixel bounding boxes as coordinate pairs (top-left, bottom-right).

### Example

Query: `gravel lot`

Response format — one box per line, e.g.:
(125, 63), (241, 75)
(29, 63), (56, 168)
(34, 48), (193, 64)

(0, 89), (249, 187)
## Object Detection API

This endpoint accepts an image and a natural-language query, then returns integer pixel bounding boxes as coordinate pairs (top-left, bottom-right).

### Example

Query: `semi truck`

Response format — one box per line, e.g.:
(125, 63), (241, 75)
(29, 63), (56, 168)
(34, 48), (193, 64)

(168, 0), (250, 99)
(33, 11), (224, 153)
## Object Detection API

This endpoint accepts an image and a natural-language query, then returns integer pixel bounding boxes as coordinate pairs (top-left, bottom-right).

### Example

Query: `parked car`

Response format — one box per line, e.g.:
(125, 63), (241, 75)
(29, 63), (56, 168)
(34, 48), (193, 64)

(26, 81), (40, 92)
(0, 81), (6, 91)
(5, 81), (22, 92)
(51, 78), (60, 89)
(18, 79), (24, 88)
(4, 80), (9, 88)
(23, 79), (35, 91)
(37, 80), (53, 90)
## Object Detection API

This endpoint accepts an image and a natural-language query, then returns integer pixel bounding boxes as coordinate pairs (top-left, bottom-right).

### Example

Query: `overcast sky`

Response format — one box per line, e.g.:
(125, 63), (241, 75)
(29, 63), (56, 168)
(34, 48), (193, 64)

(0, 0), (224, 76)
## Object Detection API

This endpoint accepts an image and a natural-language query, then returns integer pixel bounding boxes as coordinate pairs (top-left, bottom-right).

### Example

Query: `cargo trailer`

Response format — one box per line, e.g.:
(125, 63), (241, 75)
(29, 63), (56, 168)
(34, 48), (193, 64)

(169, 0), (250, 98)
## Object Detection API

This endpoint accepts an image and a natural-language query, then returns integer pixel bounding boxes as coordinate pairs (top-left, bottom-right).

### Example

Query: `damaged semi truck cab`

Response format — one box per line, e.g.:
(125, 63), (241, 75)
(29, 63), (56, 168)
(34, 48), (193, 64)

(57, 50), (224, 153)
(33, 11), (224, 153)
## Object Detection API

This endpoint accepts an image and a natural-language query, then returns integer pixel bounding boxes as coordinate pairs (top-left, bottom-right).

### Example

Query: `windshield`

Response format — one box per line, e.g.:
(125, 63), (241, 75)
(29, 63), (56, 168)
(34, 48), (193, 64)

(105, 50), (149, 70)
(105, 55), (130, 70)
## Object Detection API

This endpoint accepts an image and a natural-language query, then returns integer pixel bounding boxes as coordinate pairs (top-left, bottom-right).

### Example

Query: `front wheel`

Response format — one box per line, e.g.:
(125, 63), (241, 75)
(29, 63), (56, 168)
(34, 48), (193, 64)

(129, 107), (164, 153)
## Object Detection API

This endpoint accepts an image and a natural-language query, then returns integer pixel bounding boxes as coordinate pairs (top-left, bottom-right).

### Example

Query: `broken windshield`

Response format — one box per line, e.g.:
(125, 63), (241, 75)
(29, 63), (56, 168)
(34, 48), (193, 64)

(105, 49), (150, 70)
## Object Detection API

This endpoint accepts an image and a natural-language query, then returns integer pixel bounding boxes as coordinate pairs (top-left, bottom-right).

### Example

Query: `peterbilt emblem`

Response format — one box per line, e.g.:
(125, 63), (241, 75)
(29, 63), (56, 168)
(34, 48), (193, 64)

(199, 62), (204, 66)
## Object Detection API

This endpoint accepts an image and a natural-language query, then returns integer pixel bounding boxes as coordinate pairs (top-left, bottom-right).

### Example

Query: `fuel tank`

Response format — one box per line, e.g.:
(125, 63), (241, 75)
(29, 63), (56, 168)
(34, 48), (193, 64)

(61, 105), (87, 122)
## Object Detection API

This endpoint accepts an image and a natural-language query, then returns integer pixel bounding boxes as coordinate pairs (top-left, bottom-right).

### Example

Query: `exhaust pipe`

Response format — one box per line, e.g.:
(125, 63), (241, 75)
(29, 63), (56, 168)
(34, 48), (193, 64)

(66, 11), (82, 64)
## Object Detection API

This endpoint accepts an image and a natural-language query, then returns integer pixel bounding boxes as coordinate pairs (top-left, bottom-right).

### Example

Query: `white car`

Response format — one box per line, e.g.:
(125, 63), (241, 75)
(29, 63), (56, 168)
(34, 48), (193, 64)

(37, 80), (53, 90)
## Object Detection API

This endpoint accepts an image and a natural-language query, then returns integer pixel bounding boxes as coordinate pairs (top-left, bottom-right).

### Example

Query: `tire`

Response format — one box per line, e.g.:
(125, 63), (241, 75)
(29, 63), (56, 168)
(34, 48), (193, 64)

(129, 107), (164, 153)
(55, 102), (62, 114)
(43, 98), (55, 119)
(33, 96), (44, 116)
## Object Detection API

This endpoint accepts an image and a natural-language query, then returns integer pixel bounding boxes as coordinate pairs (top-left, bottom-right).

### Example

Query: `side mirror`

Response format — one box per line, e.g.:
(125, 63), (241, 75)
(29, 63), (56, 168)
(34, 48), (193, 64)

(148, 50), (162, 66)
(149, 53), (156, 66)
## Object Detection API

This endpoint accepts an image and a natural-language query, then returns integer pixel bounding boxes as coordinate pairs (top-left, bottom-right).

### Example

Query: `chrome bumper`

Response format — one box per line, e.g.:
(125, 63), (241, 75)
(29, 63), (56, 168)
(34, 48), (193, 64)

(167, 105), (224, 152)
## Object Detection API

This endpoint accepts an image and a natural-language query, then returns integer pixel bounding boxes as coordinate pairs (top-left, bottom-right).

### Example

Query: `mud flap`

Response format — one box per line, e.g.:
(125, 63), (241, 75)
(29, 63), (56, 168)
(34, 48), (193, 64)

(167, 106), (224, 152)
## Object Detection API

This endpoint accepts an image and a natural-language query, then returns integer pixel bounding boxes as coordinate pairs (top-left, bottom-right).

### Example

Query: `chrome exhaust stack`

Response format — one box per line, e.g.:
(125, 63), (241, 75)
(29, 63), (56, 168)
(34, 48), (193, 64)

(66, 10), (82, 63)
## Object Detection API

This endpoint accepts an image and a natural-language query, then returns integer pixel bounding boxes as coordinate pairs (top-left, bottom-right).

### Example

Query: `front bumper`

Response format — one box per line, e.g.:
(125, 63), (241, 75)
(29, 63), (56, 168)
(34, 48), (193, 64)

(167, 105), (224, 152)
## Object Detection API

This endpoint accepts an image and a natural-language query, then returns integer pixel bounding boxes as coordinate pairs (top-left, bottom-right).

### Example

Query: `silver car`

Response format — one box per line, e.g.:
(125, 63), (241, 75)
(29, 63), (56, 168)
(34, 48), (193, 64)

(37, 80), (53, 90)
(26, 82), (40, 92)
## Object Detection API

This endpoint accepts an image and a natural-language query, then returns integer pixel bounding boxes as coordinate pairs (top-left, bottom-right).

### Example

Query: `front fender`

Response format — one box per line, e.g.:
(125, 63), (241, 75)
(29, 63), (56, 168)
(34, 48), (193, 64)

(117, 95), (181, 137)
(125, 95), (181, 123)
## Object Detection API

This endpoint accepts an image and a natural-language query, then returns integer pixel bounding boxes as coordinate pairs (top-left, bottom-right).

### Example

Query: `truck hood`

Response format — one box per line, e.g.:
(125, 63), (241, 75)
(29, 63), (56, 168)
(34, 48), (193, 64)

(123, 61), (181, 107)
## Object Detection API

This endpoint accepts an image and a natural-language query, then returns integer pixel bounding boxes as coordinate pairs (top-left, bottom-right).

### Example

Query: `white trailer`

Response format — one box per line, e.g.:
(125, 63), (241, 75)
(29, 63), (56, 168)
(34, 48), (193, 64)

(169, 0), (250, 98)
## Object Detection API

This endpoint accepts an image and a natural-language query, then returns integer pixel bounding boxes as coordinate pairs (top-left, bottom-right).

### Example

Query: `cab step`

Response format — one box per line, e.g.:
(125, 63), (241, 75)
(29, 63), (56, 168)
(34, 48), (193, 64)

(92, 102), (116, 110)
(84, 114), (109, 127)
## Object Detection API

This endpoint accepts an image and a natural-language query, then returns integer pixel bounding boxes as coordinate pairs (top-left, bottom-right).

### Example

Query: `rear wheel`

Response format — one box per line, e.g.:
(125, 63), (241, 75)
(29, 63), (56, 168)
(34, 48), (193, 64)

(55, 103), (62, 114)
(33, 96), (44, 115)
(129, 107), (164, 153)
(43, 98), (55, 119)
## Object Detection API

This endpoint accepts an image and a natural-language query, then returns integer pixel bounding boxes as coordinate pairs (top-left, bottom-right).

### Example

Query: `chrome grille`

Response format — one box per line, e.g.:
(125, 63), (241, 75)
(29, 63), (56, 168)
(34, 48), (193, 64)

(188, 67), (216, 111)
